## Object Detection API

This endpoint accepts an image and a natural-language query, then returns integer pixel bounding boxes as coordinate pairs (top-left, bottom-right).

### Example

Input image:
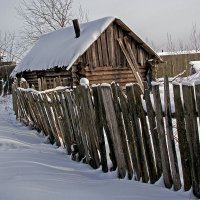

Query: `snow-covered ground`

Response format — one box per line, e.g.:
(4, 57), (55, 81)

(0, 95), (196, 200)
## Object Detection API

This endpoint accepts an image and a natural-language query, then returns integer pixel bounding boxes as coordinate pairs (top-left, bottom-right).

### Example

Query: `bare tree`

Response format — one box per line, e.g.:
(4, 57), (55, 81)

(178, 40), (185, 52)
(166, 33), (176, 52)
(77, 4), (89, 23)
(145, 37), (162, 52)
(0, 31), (25, 62)
(17, 0), (88, 46)
(190, 23), (200, 52)
(0, 31), (26, 95)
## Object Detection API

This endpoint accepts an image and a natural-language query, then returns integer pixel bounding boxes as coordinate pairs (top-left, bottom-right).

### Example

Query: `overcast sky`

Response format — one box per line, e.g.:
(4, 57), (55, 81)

(0, 0), (200, 51)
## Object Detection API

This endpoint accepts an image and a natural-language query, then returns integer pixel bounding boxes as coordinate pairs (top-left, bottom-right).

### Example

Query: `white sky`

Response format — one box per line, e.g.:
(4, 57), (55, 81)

(0, 0), (200, 51)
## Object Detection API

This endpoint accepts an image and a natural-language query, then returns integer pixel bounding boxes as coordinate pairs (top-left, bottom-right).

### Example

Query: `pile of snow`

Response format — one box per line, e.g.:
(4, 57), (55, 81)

(80, 78), (89, 86)
(0, 95), (195, 200)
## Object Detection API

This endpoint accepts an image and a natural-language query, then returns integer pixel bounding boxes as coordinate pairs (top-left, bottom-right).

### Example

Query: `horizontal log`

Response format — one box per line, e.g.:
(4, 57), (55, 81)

(90, 78), (137, 84)
(87, 74), (136, 81)
(85, 69), (146, 76)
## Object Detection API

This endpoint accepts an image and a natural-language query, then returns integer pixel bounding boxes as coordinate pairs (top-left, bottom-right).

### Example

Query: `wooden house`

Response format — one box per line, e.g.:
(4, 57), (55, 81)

(12, 17), (162, 90)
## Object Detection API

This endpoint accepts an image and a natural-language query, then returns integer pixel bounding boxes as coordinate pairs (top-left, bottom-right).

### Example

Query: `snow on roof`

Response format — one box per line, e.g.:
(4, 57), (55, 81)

(12, 16), (116, 76)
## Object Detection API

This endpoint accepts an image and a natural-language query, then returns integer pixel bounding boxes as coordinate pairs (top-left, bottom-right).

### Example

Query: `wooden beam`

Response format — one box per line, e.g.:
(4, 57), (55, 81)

(117, 38), (144, 93)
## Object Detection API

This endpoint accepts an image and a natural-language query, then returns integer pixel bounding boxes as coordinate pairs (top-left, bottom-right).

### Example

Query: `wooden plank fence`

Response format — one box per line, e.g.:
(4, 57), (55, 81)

(12, 78), (200, 198)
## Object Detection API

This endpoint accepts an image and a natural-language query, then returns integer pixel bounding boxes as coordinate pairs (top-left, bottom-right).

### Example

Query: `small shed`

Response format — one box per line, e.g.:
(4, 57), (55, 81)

(12, 16), (162, 90)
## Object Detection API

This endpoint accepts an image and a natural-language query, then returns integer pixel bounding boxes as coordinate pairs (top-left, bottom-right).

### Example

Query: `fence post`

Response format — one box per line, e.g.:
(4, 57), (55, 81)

(92, 86), (108, 173)
(57, 91), (73, 154)
(74, 86), (100, 169)
(0, 80), (2, 96)
(64, 91), (85, 160)
(164, 76), (181, 191)
(143, 84), (162, 180)
(133, 83), (157, 184)
(117, 85), (141, 181)
(182, 84), (200, 198)
(126, 84), (149, 183)
(37, 93), (55, 143)
(173, 83), (191, 191)
(195, 83), (200, 119)
(94, 85), (117, 172)
(52, 91), (72, 153)
(101, 84), (126, 178)
(41, 92), (61, 146)
(152, 83), (173, 189)
(111, 83), (133, 180)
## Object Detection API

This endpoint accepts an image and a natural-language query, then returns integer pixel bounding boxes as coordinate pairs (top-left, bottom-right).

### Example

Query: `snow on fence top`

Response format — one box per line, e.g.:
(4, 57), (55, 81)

(11, 16), (116, 76)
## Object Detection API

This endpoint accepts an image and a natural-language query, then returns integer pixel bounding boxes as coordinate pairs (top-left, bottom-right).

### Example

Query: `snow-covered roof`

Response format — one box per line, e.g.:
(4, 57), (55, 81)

(12, 16), (162, 76)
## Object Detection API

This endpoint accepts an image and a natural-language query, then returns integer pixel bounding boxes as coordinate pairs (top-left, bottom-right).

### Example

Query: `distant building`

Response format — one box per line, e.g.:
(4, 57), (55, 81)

(157, 51), (200, 78)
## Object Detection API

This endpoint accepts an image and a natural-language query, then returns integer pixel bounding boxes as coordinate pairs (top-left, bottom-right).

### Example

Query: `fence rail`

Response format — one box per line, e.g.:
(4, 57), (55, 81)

(12, 77), (200, 198)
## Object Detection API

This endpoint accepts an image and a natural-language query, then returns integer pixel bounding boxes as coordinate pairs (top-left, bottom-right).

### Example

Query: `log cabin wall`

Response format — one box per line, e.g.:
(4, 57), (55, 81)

(21, 68), (72, 90)
(77, 21), (151, 87)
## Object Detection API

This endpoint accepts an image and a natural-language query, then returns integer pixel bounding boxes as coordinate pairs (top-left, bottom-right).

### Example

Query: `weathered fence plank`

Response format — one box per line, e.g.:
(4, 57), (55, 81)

(37, 93), (55, 143)
(143, 84), (162, 180)
(195, 84), (200, 120)
(101, 85), (126, 178)
(152, 83), (173, 188)
(164, 76), (181, 191)
(95, 85), (117, 172)
(92, 86), (108, 173)
(57, 91), (73, 154)
(74, 86), (100, 169)
(111, 83), (133, 180)
(117, 85), (141, 181)
(173, 83), (192, 191)
(182, 84), (200, 197)
(126, 84), (149, 183)
(41, 93), (61, 146)
(133, 84), (157, 184)
(64, 91), (85, 160)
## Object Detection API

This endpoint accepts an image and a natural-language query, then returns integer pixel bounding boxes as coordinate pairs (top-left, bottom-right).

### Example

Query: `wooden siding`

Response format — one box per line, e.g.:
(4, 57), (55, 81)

(157, 53), (200, 78)
(83, 66), (147, 87)
(22, 69), (72, 90)
(78, 22), (151, 70)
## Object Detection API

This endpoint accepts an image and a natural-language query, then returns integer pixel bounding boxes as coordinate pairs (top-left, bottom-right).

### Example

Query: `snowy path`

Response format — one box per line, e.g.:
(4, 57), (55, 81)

(0, 96), (195, 200)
